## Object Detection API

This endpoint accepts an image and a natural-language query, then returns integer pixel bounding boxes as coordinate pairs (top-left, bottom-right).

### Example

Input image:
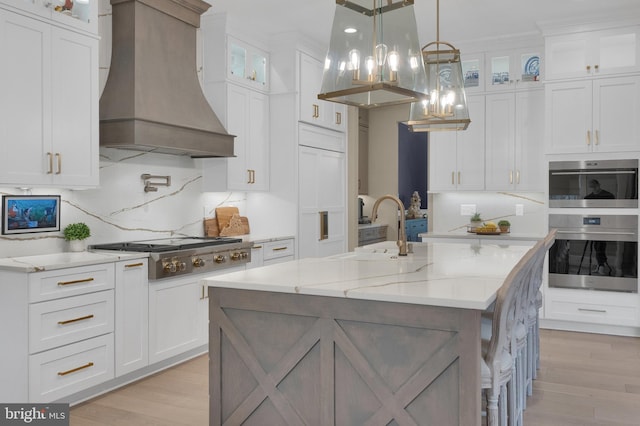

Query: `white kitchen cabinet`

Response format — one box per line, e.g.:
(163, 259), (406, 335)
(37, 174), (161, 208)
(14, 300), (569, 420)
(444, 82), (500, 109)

(299, 51), (346, 132)
(460, 52), (485, 93)
(485, 89), (545, 191)
(545, 26), (640, 80)
(429, 95), (485, 191)
(262, 238), (295, 265)
(148, 275), (207, 364)
(246, 238), (296, 269)
(0, 9), (99, 187)
(148, 267), (244, 364)
(226, 84), (269, 190)
(486, 48), (543, 91)
(201, 82), (269, 191)
(0, 0), (98, 34)
(114, 259), (148, 377)
(228, 35), (269, 91)
(0, 262), (116, 402)
(298, 125), (346, 259)
(545, 76), (640, 154)
(545, 288), (639, 327)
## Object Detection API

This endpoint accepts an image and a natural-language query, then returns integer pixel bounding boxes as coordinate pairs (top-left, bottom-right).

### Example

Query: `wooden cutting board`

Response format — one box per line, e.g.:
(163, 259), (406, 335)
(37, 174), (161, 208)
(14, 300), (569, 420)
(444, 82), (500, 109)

(215, 206), (239, 232)
(204, 218), (219, 237)
(219, 214), (250, 236)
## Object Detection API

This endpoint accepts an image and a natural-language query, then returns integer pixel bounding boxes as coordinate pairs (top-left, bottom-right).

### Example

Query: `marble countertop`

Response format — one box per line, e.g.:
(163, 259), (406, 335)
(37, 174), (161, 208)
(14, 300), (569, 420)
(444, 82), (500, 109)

(357, 223), (388, 229)
(203, 240), (531, 310)
(0, 251), (149, 273)
(420, 231), (545, 241)
(239, 234), (295, 244)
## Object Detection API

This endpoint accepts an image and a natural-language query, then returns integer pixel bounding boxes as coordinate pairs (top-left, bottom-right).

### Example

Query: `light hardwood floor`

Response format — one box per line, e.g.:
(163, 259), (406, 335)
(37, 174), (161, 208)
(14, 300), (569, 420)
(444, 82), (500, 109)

(70, 329), (640, 425)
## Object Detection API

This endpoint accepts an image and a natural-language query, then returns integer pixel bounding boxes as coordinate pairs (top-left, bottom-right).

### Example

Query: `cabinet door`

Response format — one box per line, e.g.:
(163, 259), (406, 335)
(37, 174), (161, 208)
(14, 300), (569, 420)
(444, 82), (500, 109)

(299, 52), (324, 125)
(545, 81), (592, 153)
(148, 275), (207, 364)
(460, 52), (484, 93)
(485, 93), (516, 190)
(428, 131), (457, 191)
(0, 11), (51, 185)
(115, 259), (148, 377)
(514, 89), (545, 191)
(298, 145), (346, 259)
(456, 96), (485, 190)
(227, 36), (269, 91)
(51, 27), (99, 187)
(226, 84), (269, 191)
(299, 52), (346, 132)
(546, 27), (640, 80)
(486, 49), (542, 91)
(593, 76), (640, 153)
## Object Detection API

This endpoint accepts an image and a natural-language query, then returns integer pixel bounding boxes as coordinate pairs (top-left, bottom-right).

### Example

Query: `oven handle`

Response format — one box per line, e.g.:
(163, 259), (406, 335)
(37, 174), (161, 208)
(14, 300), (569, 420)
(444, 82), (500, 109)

(550, 170), (636, 175)
(556, 230), (638, 241)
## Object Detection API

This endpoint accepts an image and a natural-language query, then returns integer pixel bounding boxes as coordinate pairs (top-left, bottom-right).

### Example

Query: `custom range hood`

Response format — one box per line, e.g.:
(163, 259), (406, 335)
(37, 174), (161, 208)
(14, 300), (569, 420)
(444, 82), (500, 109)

(100, 0), (234, 158)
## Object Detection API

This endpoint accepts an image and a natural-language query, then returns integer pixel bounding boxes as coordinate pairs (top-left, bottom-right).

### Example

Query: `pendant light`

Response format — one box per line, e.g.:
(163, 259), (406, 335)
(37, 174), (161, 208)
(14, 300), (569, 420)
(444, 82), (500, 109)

(318, 0), (428, 109)
(405, 0), (470, 131)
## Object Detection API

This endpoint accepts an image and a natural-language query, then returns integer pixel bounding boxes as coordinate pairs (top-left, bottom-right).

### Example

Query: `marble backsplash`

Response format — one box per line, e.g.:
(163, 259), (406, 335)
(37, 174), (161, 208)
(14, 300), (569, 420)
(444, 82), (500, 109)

(431, 192), (546, 235)
(0, 149), (250, 258)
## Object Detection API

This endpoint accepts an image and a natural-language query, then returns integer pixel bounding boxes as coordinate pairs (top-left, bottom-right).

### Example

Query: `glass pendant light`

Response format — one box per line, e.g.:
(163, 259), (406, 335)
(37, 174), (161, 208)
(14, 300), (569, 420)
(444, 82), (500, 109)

(405, 0), (470, 131)
(318, 0), (428, 109)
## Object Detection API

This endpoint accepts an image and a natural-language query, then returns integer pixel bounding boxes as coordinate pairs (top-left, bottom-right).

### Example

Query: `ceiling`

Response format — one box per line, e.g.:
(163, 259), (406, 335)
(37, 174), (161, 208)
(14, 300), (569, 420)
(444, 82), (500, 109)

(204, 0), (640, 50)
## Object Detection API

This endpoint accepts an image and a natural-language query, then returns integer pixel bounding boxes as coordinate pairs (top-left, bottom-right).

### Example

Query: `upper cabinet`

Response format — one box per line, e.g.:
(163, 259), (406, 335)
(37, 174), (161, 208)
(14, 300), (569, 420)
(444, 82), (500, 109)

(429, 96), (485, 191)
(228, 36), (269, 91)
(200, 14), (270, 191)
(0, 8), (99, 188)
(0, 0), (97, 34)
(299, 52), (346, 132)
(545, 76), (640, 154)
(545, 26), (640, 80)
(486, 48), (543, 91)
(460, 52), (485, 93)
(485, 89), (545, 191)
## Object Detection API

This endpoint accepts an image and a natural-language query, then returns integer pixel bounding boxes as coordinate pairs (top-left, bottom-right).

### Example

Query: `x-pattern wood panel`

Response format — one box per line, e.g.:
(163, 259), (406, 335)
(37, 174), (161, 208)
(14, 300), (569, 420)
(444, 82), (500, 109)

(210, 292), (480, 425)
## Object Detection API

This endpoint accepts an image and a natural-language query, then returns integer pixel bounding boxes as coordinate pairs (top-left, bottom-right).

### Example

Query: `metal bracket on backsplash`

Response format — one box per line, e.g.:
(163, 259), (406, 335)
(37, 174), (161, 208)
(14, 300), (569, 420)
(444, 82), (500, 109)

(141, 174), (171, 192)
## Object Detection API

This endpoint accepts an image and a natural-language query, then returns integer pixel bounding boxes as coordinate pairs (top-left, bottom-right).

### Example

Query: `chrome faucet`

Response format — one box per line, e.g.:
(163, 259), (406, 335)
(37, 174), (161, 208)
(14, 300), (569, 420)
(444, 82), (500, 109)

(371, 194), (408, 256)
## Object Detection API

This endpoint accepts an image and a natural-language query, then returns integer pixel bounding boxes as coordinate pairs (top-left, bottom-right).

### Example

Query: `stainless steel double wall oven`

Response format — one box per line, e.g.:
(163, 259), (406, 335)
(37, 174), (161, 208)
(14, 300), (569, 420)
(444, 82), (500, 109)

(548, 159), (639, 293)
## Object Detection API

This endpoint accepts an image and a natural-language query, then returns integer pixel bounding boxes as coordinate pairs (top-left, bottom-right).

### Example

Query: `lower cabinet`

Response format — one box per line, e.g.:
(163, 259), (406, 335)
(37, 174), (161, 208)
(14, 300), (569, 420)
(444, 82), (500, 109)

(148, 267), (245, 364)
(246, 238), (296, 269)
(405, 219), (427, 242)
(115, 259), (148, 377)
(545, 288), (639, 327)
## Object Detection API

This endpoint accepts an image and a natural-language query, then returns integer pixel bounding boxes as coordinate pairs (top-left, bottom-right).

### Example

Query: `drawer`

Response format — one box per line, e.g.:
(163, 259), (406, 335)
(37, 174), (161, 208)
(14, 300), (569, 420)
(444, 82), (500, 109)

(263, 239), (294, 261)
(547, 298), (638, 326)
(29, 334), (114, 402)
(29, 290), (115, 353)
(29, 263), (115, 303)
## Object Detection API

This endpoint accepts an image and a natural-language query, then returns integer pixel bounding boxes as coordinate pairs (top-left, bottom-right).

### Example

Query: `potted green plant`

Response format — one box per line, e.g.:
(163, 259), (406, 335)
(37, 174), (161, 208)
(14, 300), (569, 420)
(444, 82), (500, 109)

(63, 222), (91, 252)
(498, 220), (511, 233)
(470, 212), (483, 229)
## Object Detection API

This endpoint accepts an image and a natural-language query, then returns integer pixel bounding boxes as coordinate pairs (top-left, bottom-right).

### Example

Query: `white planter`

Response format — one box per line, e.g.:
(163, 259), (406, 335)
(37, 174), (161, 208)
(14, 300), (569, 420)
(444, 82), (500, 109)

(68, 240), (87, 252)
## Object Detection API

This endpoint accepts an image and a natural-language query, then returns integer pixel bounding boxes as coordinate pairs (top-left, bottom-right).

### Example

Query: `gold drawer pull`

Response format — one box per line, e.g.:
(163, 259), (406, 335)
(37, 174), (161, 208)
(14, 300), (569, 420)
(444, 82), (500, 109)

(200, 285), (209, 300)
(125, 262), (144, 268)
(578, 308), (606, 313)
(272, 247), (288, 251)
(58, 314), (94, 325)
(58, 362), (94, 376)
(57, 278), (95, 286)
(252, 245), (263, 249)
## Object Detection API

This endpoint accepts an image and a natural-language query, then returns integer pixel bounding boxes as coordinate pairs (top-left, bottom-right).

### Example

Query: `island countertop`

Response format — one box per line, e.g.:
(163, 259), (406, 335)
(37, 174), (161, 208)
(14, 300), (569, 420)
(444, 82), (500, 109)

(203, 241), (530, 310)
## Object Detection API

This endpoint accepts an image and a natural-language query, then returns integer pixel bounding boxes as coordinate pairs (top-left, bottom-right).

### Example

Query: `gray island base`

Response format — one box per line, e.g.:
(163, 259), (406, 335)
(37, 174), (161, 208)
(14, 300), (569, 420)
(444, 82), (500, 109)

(205, 242), (531, 425)
(209, 289), (480, 425)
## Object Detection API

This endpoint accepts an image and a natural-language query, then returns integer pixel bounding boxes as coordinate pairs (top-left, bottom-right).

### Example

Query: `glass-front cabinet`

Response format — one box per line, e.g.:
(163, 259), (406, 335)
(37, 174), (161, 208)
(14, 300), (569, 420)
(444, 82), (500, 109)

(228, 36), (269, 91)
(486, 48), (542, 91)
(460, 53), (484, 93)
(0, 0), (97, 34)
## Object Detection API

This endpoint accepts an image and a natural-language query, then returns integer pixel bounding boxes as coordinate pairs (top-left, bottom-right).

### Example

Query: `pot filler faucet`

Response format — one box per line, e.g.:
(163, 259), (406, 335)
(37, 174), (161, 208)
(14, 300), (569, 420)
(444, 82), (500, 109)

(371, 194), (408, 256)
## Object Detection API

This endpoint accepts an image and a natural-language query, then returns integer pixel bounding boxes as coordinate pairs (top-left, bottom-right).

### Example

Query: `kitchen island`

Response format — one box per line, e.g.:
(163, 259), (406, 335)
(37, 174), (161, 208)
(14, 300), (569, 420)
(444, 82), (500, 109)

(203, 241), (530, 425)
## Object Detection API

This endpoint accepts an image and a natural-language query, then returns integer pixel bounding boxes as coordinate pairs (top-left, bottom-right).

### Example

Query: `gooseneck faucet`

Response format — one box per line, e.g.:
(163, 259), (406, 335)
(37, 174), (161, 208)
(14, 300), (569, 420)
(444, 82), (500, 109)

(371, 194), (408, 256)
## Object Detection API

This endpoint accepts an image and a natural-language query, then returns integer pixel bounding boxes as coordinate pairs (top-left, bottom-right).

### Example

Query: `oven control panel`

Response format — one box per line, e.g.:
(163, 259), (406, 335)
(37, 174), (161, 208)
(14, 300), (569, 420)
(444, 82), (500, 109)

(152, 247), (252, 279)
